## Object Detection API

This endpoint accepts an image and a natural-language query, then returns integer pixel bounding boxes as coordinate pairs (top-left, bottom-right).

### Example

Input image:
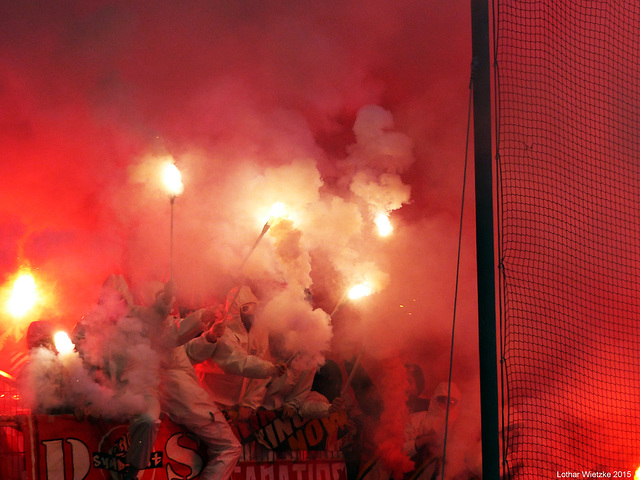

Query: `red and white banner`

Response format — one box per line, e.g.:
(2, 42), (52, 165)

(16, 414), (347, 480)
(231, 409), (350, 451)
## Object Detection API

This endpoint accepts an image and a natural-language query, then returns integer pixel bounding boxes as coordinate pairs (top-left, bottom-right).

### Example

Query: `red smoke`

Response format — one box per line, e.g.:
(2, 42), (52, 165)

(0, 1), (478, 474)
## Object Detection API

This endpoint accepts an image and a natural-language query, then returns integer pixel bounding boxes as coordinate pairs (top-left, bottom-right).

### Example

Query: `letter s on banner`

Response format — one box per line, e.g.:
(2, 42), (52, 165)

(165, 432), (204, 480)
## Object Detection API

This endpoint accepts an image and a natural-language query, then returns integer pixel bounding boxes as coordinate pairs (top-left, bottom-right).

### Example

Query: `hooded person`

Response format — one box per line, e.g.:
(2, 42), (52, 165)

(15, 320), (73, 415)
(25, 320), (56, 352)
(358, 380), (462, 480)
(72, 274), (174, 480)
(138, 288), (243, 480)
(401, 381), (462, 480)
(262, 334), (346, 422)
(186, 285), (286, 421)
(296, 359), (347, 419)
(261, 332), (317, 419)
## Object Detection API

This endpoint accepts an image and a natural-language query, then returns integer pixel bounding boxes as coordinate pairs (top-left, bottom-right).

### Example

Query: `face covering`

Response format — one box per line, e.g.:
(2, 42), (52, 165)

(241, 313), (255, 331)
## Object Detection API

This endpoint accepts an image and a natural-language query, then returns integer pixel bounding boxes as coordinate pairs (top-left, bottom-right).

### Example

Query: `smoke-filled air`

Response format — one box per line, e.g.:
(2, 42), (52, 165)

(0, 1), (479, 478)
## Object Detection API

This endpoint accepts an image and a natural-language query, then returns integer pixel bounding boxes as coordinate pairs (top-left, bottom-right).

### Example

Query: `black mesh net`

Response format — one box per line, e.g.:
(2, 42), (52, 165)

(494, 1), (640, 477)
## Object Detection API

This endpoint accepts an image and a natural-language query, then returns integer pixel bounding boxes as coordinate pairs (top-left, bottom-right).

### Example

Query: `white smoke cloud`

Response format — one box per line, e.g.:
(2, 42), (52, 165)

(347, 105), (416, 174)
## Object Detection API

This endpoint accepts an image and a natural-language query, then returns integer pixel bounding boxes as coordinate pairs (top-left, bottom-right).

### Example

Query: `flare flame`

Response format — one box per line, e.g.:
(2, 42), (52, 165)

(375, 212), (393, 237)
(54, 331), (75, 356)
(6, 272), (38, 318)
(163, 162), (184, 197)
(348, 283), (373, 300)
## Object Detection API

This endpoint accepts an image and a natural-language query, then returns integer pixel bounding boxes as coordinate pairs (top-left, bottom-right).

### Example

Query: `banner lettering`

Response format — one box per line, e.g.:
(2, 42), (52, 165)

(16, 414), (347, 480)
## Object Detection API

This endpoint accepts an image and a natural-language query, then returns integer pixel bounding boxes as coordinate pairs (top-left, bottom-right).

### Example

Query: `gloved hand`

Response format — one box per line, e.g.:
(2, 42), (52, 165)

(201, 308), (216, 328)
(281, 404), (297, 419)
(268, 362), (287, 377)
(206, 321), (226, 343)
(156, 279), (177, 309)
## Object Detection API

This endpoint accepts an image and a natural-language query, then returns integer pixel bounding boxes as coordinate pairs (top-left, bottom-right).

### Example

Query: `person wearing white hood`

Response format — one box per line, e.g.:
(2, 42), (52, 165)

(15, 320), (70, 414)
(402, 381), (462, 480)
(76, 276), (252, 480)
(186, 285), (286, 422)
(73, 274), (174, 480)
(155, 300), (244, 480)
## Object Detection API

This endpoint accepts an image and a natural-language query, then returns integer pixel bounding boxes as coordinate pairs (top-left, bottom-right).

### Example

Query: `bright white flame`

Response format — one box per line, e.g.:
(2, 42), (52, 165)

(348, 283), (372, 300)
(7, 273), (37, 317)
(54, 331), (75, 356)
(375, 213), (393, 236)
(634, 467), (640, 480)
(163, 162), (184, 197)
(269, 202), (287, 220)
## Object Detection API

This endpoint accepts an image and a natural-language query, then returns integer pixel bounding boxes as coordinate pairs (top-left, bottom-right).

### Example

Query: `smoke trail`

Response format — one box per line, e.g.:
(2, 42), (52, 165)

(371, 355), (414, 477)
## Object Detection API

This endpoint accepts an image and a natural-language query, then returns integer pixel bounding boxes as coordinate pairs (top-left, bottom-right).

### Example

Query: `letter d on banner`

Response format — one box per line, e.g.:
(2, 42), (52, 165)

(42, 439), (91, 480)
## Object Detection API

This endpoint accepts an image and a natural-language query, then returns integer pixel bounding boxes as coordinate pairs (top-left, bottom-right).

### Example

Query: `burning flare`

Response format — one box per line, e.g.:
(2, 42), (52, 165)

(163, 162), (184, 197)
(241, 202), (289, 271)
(330, 282), (375, 317)
(264, 201), (289, 229)
(348, 283), (373, 300)
(54, 331), (75, 356)
(634, 466), (640, 480)
(6, 272), (38, 318)
(269, 202), (287, 221)
(375, 212), (393, 237)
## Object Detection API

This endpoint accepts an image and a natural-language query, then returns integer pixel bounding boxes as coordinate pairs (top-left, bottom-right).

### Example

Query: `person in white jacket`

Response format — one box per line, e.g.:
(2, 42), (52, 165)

(186, 286), (285, 421)
(73, 274), (174, 480)
(403, 382), (461, 460)
(158, 306), (243, 480)
(401, 381), (462, 480)
(261, 332), (315, 418)
(76, 278), (257, 480)
(15, 320), (70, 414)
(262, 334), (346, 420)
(359, 380), (461, 480)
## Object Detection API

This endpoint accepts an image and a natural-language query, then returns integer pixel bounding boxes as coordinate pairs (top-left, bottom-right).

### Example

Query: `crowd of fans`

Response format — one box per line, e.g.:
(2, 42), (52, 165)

(7, 274), (466, 480)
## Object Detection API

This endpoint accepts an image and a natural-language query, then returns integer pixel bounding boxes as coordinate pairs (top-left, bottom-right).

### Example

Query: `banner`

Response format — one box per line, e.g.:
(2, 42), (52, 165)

(17, 414), (347, 480)
(235, 461), (347, 480)
(232, 409), (350, 452)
